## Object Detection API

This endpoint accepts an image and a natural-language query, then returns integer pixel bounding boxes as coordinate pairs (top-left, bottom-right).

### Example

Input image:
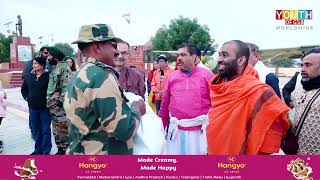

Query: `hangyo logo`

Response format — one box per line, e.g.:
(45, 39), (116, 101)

(78, 156), (108, 170)
(217, 157), (246, 170)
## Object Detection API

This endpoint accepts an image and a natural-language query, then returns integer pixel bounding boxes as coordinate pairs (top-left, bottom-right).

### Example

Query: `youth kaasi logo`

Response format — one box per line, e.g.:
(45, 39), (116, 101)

(14, 158), (41, 179)
(287, 158), (313, 180)
(276, 10), (312, 25)
(78, 156), (108, 170)
(217, 157), (246, 170)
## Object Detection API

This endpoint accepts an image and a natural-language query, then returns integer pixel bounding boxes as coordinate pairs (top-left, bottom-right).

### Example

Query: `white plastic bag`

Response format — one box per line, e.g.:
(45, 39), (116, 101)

(124, 92), (166, 155)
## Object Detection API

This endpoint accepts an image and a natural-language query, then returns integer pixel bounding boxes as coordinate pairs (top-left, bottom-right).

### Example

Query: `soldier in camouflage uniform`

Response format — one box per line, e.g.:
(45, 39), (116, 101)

(64, 24), (146, 155)
(46, 47), (72, 155)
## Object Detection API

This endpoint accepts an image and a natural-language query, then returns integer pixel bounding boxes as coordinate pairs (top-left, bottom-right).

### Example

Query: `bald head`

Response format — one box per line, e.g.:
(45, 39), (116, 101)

(301, 51), (320, 81)
(224, 40), (250, 64)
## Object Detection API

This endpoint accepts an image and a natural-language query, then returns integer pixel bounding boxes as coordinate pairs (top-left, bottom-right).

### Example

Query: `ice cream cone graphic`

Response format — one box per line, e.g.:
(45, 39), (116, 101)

(287, 158), (313, 180)
(14, 158), (39, 179)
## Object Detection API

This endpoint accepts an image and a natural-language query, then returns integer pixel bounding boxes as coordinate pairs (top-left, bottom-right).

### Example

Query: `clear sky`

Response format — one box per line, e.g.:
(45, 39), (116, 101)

(0, 0), (318, 51)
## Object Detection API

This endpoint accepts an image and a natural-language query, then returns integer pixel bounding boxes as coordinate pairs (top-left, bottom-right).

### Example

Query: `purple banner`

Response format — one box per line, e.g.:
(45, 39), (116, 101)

(0, 155), (319, 180)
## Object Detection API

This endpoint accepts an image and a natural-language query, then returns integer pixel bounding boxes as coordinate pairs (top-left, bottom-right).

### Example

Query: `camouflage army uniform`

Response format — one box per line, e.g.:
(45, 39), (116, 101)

(47, 61), (72, 152)
(64, 57), (140, 155)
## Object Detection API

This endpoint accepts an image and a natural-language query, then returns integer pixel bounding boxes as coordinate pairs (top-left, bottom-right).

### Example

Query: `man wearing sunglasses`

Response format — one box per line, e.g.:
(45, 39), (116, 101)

(40, 47), (53, 72)
(64, 24), (145, 155)
(39, 47), (49, 58)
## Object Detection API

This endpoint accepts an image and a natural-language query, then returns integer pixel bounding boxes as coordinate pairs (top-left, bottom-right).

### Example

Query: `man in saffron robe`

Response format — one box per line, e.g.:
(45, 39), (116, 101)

(206, 40), (289, 155)
(159, 44), (213, 154)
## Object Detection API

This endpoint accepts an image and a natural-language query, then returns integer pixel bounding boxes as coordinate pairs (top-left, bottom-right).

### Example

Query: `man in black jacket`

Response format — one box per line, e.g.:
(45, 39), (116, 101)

(21, 56), (52, 155)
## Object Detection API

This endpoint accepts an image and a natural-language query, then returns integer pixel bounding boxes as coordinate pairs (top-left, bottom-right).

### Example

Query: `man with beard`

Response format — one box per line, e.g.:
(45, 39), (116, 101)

(159, 44), (213, 154)
(46, 46), (72, 155)
(206, 40), (289, 155)
(64, 24), (145, 155)
(282, 53), (305, 109)
(291, 48), (320, 155)
(114, 42), (145, 99)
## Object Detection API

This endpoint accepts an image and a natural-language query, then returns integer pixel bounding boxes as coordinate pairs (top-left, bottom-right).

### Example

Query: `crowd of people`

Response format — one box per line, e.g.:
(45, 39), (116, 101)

(0, 23), (319, 155)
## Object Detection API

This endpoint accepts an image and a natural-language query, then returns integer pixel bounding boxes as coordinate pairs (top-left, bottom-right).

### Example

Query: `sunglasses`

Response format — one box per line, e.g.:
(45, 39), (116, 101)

(103, 41), (117, 49)
(43, 52), (49, 54)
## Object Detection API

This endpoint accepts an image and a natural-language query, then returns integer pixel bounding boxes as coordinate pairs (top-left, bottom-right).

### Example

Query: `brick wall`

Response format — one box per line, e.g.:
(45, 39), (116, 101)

(127, 45), (145, 69)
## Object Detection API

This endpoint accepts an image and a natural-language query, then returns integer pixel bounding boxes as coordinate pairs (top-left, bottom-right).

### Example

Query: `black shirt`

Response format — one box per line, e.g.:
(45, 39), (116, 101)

(21, 71), (49, 109)
(265, 73), (281, 98)
(282, 72), (300, 106)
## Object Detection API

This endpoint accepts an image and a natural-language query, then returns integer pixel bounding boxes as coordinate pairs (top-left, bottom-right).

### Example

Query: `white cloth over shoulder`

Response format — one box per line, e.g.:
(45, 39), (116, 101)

(294, 72), (303, 91)
(124, 92), (166, 155)
(288, 72), (303, 128)
(254, 61), (271, 83)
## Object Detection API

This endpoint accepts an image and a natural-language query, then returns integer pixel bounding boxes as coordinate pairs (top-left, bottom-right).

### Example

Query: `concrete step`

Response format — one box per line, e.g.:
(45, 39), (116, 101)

(11, 74), (22, 78)
(9, 72), (23, 88)
(10, 81), (22, 84)
(10, 84), (22, 87)
(10, 79), (23, 82)
(10, 77), (22, 80)
(9, 83), (23, 87)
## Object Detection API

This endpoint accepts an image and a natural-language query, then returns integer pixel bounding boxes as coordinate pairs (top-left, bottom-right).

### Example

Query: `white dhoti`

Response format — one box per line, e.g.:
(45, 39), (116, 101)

(165, 115), (208, 155)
